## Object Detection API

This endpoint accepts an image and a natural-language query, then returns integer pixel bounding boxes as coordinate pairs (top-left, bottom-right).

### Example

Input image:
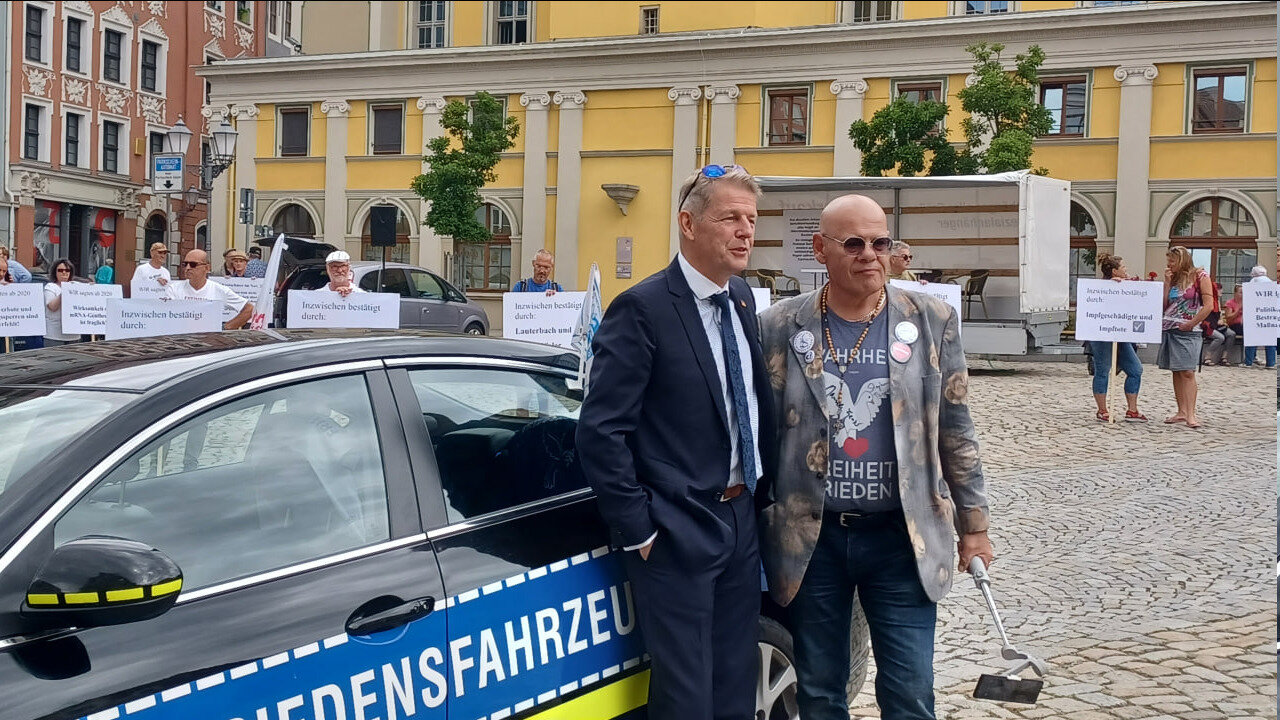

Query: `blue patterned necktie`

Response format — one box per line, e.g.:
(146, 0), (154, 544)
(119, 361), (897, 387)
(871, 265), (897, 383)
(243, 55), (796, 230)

(711, 292), (756, 495)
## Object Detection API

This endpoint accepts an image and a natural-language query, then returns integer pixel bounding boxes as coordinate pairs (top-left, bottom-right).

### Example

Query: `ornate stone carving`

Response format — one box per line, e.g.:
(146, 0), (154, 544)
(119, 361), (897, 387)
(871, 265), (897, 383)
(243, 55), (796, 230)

(553, 90), (587, 108)
(235, 26), (253, 50)
(321, 99), (351, 116)
(704, 85), (741, 103)
(23, 66), (53, 98)
(64, 1), (94, 14)
(102, 4), (134, 27)
(830, 79), (868, 97)
(138, 94), (166, 125)
(114, 187), (142, 209)
(100, 85), (133, 115)
(667, 86), (702, 105)
(204, 11), (226, 40)
(148, 1), (166, 16)
(416, 96), (448, 113)
(139, 18), (168, 40)
(1113, 64), (1158, 84)
(63, 78), (90, 105)
(519, 92), (552, 109)
(201, 104), (232, 130)
(231, 103), (261, 119)
(16, 172), (49, 198)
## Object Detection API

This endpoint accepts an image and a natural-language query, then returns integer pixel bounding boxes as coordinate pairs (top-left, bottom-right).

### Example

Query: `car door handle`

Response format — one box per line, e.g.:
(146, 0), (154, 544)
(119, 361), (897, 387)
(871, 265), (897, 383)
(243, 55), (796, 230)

(345, 596), (435, 636)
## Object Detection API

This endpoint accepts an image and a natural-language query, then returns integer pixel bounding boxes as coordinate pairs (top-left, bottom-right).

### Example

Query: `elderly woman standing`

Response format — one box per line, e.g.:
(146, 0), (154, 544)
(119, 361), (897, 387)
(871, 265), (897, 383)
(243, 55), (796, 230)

(43, 259), (81, 346)
(1091, 254), (1146, 422)
(1159, 246), (1213, 428)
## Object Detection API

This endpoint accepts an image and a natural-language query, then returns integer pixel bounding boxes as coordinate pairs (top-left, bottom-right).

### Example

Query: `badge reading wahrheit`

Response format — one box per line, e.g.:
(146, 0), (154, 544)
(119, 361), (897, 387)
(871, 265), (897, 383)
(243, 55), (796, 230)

(792, 330), (815, 354)
(889, 341), (912, 363)
(894, 321), (919, 345)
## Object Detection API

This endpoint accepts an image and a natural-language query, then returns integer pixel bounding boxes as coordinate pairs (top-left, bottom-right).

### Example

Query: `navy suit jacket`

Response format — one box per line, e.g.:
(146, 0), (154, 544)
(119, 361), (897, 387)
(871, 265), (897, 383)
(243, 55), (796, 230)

(577, 257), (776, 568)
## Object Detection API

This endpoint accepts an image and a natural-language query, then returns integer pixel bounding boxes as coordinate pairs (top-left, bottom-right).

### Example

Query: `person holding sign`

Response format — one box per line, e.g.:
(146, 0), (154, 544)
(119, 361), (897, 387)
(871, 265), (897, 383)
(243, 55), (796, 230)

(323, 251), (364, 298)
(512, 250), (563, 295)
(1159, 246), (1213, 428)
(43, 259), (82, 347)
(1243, 266), (1277, 368)
(224, 249), (250, 277)
(1089, 255), (1146, 422)
(130, 242), (171, 298)
(165, 250), (254, 330)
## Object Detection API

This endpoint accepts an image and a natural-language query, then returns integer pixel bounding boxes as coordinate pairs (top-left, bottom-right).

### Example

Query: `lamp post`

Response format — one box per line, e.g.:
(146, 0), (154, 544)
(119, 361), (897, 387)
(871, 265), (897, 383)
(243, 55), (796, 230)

(165, 117), (238, 255)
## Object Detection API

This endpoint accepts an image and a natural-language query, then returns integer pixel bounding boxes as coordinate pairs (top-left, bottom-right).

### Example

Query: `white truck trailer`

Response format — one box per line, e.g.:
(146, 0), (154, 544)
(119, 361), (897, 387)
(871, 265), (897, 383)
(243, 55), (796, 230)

(749, 172), (1074, 356)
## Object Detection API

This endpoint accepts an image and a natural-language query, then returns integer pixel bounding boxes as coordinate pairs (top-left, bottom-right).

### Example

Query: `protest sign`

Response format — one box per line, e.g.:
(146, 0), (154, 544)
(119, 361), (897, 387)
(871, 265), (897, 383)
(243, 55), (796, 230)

(130, 276), (168, 300)
(889, 279), (963, 332)
(1074, 279), (1163, 344)
(105, 299), (223, 340)
(286, 290), (400, 329)
(214, 276), (264, 300)
(752, 287), (771, 314)
(0, 285), (46, 336)
(62, 283), (123, 334)
(503, 292), (587, 348)
(1242, 282), (1280, 346)
(781, 209), (822, 284)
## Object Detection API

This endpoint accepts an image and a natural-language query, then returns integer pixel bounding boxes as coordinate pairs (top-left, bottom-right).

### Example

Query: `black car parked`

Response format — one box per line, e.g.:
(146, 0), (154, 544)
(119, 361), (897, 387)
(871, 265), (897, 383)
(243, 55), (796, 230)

(0, 331), (867, 720)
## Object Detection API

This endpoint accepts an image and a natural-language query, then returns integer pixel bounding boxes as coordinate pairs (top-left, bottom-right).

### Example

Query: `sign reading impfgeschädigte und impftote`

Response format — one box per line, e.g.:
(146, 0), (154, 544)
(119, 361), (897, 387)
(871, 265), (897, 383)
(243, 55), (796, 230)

(1074, 279), (1163, 344)
(286, 290), (400, 329)
(503, 292), (586, 348)
(105, 299), (223, 340)
(0, 285), (46, 336)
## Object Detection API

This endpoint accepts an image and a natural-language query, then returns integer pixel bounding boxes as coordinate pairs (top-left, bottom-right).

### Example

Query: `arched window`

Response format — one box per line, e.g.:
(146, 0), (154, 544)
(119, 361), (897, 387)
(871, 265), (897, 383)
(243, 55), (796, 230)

(271, 203), (316, 238)
(195, 223), (209, 252)
(144, 213), (166, 251)
(1170, 197), (1258, 293)
(360, 208), (412, 264)
(1068, 202), (1097, 304)
(456, 203), (512, 291)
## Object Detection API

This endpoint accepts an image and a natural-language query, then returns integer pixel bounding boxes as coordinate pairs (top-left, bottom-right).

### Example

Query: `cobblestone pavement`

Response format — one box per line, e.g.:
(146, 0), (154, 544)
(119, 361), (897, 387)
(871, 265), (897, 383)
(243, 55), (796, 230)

(849, 361), (1277, 719)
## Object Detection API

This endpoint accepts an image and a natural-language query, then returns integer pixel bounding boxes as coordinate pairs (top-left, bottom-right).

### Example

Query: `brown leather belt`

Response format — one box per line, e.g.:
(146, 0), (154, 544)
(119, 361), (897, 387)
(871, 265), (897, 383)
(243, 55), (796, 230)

(717, 484), (745, 502)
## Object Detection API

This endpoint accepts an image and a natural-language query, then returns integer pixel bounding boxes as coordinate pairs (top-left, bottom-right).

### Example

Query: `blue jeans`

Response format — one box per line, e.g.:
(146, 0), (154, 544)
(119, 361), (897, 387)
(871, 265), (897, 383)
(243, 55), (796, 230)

(790, 512), (936, 720)
(1244, 343), (1277, 367)
(1090, 341), (1142, 396)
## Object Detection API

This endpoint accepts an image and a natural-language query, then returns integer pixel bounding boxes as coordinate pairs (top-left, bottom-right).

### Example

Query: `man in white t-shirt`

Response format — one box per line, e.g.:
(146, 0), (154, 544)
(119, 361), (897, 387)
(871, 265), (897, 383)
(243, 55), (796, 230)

(323, 250), (364, 298)
(130, 242), (172, 299)
(165, 249), (254, 329)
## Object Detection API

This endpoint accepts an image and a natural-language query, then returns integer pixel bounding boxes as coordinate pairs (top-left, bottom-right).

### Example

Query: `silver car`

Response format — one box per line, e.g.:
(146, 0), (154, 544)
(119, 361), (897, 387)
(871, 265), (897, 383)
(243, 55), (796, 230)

(278, 260), (490, 334)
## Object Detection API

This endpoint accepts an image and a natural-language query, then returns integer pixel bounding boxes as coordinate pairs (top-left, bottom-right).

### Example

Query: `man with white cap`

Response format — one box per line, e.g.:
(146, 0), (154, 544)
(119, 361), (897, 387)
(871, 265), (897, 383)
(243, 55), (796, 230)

(324, 250), (363, 298)
(130, 242), (171, 298)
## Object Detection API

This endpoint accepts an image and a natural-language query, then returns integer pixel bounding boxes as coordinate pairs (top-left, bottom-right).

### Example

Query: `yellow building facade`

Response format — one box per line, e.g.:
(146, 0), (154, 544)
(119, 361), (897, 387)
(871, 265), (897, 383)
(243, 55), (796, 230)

(202, 0), (1276, 322)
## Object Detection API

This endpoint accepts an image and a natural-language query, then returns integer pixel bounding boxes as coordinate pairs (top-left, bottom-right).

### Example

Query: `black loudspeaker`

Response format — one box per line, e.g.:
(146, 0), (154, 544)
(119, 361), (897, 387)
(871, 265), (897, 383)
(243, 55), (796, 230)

(369, 206), (398, 248)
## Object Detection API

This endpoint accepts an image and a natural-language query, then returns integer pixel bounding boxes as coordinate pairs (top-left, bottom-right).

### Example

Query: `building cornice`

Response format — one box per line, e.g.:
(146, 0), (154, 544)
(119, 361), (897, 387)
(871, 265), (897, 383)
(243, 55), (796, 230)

(200, 2), (1275, 106)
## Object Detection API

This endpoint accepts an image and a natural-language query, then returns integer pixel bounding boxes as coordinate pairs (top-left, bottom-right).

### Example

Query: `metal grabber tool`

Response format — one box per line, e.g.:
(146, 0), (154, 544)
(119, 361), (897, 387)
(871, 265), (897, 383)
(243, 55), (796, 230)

(968, 557), (1046, 704)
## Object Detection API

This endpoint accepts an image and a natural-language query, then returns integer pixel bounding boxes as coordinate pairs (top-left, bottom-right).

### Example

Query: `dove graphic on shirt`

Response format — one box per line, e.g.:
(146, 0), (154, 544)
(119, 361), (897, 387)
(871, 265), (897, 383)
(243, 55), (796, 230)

(822, 372), (890, 459)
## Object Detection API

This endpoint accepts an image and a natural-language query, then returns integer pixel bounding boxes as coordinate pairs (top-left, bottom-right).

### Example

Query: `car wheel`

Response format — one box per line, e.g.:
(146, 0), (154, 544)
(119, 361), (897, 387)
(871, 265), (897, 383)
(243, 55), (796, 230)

(847, 596), (871, 705)
(757, 616), (799, 720)
(464, 323), (485, 335)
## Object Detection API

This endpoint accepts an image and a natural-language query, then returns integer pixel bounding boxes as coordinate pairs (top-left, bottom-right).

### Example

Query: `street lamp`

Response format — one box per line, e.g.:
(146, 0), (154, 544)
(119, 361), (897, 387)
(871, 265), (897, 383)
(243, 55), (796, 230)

(209, 120), (238, 170)
(164, 116), (238, 182)
(164, 118), (192, 154)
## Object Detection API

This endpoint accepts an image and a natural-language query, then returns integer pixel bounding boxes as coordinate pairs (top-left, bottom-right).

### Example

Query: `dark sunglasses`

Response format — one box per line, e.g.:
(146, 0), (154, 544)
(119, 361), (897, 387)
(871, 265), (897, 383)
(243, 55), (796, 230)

(55, 267), (72, 273)
(820, 234), (893, 255)
(897, 254), (913, 260)
(678, 164), (745, 210)
(180, 261), (207, 269)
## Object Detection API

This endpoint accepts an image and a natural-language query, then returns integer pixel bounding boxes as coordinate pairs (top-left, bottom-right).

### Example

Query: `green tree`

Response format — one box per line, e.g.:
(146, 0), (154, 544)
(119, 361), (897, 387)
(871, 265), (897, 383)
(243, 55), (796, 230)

(956, 42), (1054, 174)
(411, 92), (519, 243)
(848, 96), (957, 177)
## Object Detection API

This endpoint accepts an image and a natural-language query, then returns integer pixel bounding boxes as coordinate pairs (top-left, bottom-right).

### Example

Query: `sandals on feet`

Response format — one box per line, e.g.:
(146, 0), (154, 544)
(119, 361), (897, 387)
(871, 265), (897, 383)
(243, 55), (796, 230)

(1124, 411), (1148, 422)
(1095, 410), (1110, 423)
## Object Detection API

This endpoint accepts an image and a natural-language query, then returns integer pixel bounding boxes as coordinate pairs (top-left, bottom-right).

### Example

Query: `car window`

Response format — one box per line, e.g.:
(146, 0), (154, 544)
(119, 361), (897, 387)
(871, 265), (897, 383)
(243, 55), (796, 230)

(0, 389), (136, 500)
(438, 275), (467, 303)
(360, 269), (411, 297)
(408, 270), (444, 300)
(407, 368), (584, 523)
(54, 375), (390, 591)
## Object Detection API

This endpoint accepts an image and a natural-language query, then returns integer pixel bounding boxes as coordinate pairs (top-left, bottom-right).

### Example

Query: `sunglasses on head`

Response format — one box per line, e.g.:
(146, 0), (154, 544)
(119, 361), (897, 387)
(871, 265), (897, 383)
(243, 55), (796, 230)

(181, 261), (206, 269)
(820, 234), (893, 255)
(678, 164), (746, 210)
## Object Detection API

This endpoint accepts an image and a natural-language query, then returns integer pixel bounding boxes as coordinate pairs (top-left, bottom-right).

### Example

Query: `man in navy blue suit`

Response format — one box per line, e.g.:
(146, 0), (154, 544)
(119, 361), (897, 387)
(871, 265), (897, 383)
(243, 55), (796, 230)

(578, 165), (774, 720)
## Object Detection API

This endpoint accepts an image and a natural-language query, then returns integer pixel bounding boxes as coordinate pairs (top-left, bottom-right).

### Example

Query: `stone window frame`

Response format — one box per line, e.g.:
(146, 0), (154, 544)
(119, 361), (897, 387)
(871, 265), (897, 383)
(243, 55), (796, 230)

(368, 102), (406, 155)
(61, 6), (96, 79)
(23, 1), (54, 68)
(762, 84), (813, 148)
(59, 103), (93, 170)
(1185, 62), (1252, 135)
(276, 105), (311, 157)
(840, 1), (898, 23)
(411, 1), (451, 49)
(99, 111), (131, 176)
(22, 96), (53, 164)
(1037, 72), (1092, 138)
(99, 18), (133, 90)
(639, 5), (659, 35)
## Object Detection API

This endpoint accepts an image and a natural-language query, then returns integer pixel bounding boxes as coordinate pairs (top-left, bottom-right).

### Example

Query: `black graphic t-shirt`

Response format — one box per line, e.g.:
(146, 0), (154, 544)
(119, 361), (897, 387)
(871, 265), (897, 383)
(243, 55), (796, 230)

(821, 310), (900, 513)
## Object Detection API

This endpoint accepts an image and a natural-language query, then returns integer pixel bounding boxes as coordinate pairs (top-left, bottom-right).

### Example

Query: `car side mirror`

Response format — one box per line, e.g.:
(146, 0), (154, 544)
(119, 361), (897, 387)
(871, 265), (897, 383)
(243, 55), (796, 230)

(22, 536), (183, 629)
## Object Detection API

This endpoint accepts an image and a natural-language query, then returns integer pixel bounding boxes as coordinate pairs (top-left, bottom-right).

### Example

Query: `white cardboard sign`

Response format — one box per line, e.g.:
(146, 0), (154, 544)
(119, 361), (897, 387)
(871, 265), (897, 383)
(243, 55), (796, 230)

(105, 299), (223, 340)
(0, 285), (46, 336)
(62, 283), (123, 334)
(752, 287), (771, 315)
(1074, 279), (1163, 344)
(503, 291), (587, 348)
(1242, 282), (1280, 346)
(130, 276), (169, 301)
(890, 279), (963, 333)
(213, 276), (265, 300)
(286, 290), (400, 329)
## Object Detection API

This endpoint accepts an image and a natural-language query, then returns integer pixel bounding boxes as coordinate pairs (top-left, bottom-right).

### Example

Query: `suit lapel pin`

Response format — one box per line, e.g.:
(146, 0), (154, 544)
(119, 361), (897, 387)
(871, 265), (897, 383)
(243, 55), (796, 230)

(739, 299), (747, 308)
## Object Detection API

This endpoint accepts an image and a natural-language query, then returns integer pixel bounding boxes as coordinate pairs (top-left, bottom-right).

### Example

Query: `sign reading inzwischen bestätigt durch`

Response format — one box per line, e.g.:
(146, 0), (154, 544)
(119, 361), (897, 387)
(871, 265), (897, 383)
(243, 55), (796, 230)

(105, 299), (223, 340)
(286, 290), (400, 329)
(503, 292), (587, 348)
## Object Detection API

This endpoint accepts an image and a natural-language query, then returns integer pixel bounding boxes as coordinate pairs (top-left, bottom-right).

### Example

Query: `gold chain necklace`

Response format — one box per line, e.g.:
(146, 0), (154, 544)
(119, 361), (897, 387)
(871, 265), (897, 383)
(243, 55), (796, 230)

(820, 284), (886, 415)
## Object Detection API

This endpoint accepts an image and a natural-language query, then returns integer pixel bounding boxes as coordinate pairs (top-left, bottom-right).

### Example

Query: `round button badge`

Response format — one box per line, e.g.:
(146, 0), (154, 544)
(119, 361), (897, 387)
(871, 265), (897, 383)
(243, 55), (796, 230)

(894, 321), (919, 345)
(890, 341), (912, 363)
